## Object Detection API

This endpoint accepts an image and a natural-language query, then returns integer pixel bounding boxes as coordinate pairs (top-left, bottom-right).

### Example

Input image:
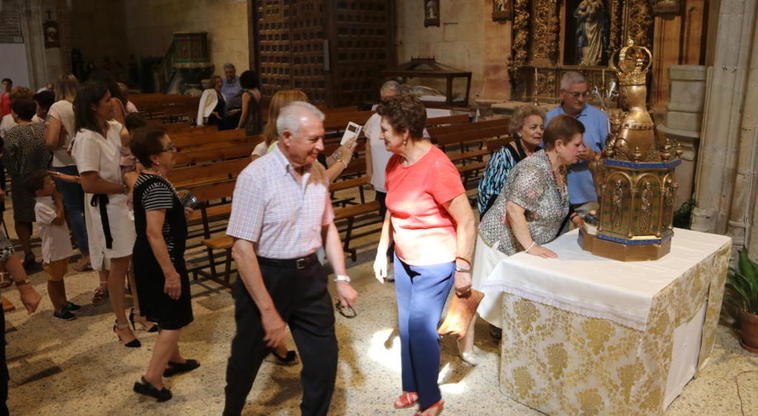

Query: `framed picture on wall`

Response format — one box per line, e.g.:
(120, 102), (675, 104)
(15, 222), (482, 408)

(424, 0), (440, 27)
(492, 0), (511, 21)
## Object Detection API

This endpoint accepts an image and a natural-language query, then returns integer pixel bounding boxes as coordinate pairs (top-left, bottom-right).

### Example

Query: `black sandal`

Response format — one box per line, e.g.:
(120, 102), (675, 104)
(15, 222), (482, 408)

(133, 377), (172, 402)
(163, 359), (200, 377)
(270, 349), (298, 366)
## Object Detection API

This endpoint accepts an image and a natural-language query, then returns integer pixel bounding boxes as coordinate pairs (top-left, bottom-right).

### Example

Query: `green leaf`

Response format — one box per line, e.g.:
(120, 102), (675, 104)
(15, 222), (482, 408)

(738, 248), (758, 279)
(727, 249), (758, 314)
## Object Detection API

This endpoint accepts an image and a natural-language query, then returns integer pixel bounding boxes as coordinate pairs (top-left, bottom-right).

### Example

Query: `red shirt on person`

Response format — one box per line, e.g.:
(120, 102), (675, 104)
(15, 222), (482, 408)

(0, 93), (10, 118)
(385, 145), (465, 266)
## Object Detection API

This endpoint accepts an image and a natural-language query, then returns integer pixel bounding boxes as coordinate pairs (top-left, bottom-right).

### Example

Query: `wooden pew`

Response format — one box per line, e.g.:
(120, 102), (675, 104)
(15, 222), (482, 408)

(330, 176), (381, 261)
(173, 142), (256, 166)
(172, 129), (250, 151)
(429, 118), (511, 190)
(425, 113), (470, 127)
(132, 93), (200, 123)
(184, 181), (237, 286)
(169, 158), (249, 189)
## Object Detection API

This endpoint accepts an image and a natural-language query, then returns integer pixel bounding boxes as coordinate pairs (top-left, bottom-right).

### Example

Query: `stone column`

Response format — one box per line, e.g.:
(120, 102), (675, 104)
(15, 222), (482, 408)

(728, 11), (758, 255)
(657, 65), (706, 209)
(691, 0), (757, 234)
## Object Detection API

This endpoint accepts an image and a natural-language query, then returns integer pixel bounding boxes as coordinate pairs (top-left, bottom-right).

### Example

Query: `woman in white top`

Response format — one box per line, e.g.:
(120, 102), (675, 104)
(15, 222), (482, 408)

(45, 74), (93, 276)
(364, 81), (401, 217)
(71, 81), (140, 348)
(253, 89), (356, 182)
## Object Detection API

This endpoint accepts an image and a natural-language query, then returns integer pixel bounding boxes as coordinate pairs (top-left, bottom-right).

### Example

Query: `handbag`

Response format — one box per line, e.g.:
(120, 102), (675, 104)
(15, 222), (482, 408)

(438, 288), (485, 339)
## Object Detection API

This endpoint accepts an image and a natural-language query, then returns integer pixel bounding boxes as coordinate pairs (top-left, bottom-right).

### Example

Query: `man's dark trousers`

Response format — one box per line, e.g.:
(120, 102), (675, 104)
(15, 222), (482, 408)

(223, 257), (338, 416)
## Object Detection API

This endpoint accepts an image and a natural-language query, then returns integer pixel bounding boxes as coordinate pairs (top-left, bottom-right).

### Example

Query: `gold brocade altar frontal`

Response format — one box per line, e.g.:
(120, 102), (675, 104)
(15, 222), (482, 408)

(498, 242), (731, 415)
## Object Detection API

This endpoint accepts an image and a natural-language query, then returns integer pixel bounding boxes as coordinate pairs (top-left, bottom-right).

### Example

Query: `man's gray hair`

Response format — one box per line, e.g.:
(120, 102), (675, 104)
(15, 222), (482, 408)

(560, 71), (588, 91)
(223, 63), (236, 70)
(380, 80), (401, 96)
(277, 101), (325, 137)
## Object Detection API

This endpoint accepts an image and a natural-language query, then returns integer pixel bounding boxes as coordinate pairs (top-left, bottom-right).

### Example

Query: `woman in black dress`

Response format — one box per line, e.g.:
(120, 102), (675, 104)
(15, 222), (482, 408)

(129, 127), (197, 402)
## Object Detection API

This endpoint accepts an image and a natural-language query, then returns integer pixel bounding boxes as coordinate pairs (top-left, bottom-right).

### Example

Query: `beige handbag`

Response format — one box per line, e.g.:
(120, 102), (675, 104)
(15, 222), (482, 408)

(438, 289), (485, 339)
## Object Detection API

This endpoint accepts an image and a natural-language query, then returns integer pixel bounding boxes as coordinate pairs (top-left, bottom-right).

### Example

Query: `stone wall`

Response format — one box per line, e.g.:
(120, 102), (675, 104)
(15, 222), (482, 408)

(395, 0), (511, 103)
(70, 0), (249, 78)
(122, 0), (249, 74)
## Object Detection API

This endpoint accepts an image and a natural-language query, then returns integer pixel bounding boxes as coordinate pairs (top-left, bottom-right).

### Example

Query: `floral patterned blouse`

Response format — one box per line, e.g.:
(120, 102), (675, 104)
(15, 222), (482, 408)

(477, 140), (540, 217)
(478, 150), (569, 255)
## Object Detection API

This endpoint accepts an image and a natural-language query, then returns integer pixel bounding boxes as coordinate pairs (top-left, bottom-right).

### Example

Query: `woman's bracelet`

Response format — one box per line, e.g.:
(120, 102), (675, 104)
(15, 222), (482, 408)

(455, 256), (472, 267)
(14, 278), (30, 287)
(525, 241), (537, 252)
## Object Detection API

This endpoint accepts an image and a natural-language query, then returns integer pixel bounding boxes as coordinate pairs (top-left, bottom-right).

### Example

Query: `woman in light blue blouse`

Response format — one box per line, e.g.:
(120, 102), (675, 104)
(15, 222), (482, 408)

(477, 105), (545, 218)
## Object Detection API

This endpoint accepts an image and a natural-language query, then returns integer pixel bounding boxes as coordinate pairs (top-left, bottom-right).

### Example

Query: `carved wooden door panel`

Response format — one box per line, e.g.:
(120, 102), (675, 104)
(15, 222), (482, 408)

(253, 0), (394, 107)
(327, 0), (394, 107)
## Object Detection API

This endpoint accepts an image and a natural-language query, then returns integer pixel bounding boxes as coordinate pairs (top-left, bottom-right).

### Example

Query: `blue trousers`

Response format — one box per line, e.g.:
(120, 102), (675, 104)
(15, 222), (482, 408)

(50, 165), (89, 254)
(394, 254), (454, 410)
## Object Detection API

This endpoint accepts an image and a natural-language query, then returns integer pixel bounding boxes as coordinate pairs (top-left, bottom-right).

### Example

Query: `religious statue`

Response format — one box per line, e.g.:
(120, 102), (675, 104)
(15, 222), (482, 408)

(426, 0), (437, 19)
(574, 0), (608, 66)
(424, 0), (440, 27)
(493, 0), (511, 21)
(639, 181), (653, 233)
(611, 179), (624, 229)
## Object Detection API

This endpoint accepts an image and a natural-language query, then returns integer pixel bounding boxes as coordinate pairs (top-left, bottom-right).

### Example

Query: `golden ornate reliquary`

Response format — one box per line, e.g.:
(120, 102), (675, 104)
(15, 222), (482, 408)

(579, 39), (682, 261)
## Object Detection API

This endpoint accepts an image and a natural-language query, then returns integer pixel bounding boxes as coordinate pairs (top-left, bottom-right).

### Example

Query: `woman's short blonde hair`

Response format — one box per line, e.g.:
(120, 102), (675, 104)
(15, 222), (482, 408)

(509, 104), (546, 137)
(262, 89), (309, 145)
(55, 74), (79, 102)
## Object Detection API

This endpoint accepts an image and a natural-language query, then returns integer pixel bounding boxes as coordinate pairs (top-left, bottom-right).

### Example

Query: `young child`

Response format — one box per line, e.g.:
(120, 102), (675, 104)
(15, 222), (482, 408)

(25, 170), (79, 320)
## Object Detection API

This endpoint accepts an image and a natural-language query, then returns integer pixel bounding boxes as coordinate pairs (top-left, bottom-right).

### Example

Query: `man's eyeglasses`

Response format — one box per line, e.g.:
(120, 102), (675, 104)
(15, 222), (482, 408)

(335, 301), (357, 319)
(568, 91), (591, 98)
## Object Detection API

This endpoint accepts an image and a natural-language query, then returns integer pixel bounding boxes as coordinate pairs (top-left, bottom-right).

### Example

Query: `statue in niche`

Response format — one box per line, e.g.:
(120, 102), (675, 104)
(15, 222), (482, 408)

(639, 181), (653, 233)
(424, 0), (440, 27)
(574, 0), (608, 66)
(493, 0), (511, 21)
(426, 0), (437, 19)
(611, 178), (624, 229)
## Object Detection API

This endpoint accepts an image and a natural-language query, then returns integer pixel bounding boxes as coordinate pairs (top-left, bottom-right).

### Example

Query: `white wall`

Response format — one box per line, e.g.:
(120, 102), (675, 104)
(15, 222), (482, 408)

(0, 43), (31, 87)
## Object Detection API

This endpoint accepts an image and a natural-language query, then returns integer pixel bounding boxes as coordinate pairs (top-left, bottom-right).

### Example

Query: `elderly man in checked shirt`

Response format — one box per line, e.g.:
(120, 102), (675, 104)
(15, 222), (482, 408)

(223, 101), (358, 416)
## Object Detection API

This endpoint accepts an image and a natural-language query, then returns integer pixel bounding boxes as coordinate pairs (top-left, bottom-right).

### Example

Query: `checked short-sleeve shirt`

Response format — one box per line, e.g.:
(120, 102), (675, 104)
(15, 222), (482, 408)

(226, 146), (334, 259)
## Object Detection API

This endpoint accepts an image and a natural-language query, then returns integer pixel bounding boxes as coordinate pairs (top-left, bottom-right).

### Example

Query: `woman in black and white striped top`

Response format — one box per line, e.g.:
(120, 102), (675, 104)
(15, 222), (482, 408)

(129, 127), (197, 402)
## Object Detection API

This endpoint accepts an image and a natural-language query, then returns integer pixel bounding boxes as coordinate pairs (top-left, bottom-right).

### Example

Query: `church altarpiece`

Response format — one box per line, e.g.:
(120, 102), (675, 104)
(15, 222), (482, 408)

(506, 0), (704, 109)
(509, 0), (655, 106)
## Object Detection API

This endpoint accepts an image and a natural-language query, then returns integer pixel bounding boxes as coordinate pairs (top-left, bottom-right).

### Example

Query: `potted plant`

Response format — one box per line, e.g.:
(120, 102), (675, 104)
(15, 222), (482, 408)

(726, 248), (758, 353)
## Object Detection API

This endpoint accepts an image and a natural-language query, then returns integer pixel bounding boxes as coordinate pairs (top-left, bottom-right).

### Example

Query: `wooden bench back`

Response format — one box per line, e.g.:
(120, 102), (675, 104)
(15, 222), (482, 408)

(173, 141), (257, 166)
(169, 158), (250, 187)
(426, 113), (470, 127)
(132, 94), (199, 111)
(190, 180), (237, 203)
(430, 118), (510, 148)
(428, 117), (509, 138)
(172, 129), (251, 150)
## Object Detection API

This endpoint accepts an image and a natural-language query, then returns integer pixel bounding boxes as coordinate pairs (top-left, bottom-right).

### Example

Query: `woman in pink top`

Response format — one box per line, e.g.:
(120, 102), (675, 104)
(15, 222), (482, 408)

(372, 95), (475, 416)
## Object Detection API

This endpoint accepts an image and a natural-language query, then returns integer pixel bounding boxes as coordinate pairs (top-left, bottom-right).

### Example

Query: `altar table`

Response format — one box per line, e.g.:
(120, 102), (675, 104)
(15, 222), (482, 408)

(478, 228), (731, 416)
